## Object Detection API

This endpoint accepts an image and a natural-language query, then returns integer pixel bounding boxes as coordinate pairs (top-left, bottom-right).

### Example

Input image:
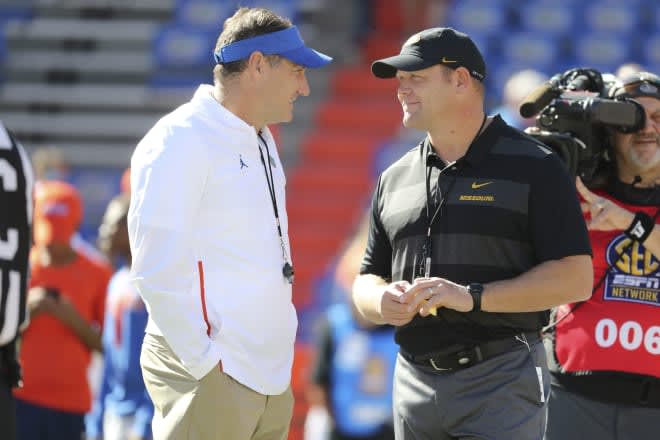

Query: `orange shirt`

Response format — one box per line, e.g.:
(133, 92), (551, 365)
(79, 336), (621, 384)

(15, 248), (112, 413)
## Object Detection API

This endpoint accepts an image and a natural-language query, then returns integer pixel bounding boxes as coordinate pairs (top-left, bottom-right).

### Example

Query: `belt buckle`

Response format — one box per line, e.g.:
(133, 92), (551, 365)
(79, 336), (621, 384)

(428, 346), (484, 371)
(429, 358), (453, 371)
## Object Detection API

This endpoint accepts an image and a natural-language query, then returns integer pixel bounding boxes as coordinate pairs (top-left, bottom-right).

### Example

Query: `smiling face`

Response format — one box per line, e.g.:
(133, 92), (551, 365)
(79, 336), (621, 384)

(396, 65), (456, 131)
(613, 96), (660, 175)
(261, 57), (310, 125)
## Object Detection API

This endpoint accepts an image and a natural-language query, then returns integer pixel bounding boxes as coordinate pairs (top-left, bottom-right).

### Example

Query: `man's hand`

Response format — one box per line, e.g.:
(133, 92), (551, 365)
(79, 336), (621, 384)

(399, 277), (473, 317)
(48, 295), (83, 327)
(27, 287), (59, 318)
(26, 288), (103, 352)
(577, 177), (634, 231)
(377, 280), (418, 326)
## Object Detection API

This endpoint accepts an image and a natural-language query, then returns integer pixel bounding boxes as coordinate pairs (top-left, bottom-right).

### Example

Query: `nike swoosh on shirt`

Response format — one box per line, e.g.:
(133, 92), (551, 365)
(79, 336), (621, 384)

(471, 181), (493, 189)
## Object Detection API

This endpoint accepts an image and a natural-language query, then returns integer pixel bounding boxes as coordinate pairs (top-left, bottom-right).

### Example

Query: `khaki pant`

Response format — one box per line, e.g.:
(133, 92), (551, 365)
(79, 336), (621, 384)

(140, 333), (294, 440)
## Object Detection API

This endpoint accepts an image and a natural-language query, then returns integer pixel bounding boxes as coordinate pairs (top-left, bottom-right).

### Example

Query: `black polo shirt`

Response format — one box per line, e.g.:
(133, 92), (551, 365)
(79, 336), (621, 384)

(360, 115), (592, 355)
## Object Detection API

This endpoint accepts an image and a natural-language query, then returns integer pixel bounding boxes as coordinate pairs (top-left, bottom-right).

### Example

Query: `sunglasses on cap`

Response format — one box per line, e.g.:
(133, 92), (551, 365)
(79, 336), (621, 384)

(610, 72), (660, 100)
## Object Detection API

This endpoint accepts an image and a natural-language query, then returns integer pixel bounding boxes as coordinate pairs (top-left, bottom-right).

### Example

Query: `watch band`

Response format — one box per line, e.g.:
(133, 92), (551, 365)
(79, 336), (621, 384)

(625, 211), (654, 244)
(468, 283), (483, 312)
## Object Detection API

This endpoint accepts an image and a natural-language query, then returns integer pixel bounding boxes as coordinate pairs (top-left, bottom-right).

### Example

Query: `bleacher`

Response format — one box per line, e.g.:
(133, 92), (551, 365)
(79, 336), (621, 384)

(455, 0), (659, 103)
(0, 2), (344, 439)
(1, 1), (659, 439)
(0, 0), (327, 257)
(362, 0), (660, 108)
(296, 0), (660, 435)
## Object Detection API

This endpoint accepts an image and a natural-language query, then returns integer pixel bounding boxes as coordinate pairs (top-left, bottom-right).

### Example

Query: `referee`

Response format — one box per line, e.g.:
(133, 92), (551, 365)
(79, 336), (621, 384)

(0, 120), (33, 440)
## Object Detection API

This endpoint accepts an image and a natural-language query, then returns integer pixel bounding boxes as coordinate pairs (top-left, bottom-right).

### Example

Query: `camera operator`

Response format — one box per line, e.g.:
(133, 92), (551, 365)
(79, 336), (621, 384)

(545, 72), (660, 440)
(0, 121), (33, 440)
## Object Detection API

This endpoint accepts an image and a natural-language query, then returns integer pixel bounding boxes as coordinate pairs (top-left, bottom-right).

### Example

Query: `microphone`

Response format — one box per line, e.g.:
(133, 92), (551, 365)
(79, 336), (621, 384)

(622, 175), (644, 202)
(519, 77), (561, 118)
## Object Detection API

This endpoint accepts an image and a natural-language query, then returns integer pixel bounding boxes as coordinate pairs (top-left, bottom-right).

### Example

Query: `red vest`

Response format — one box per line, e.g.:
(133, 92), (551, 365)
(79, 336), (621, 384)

(553, 192), (659, 378)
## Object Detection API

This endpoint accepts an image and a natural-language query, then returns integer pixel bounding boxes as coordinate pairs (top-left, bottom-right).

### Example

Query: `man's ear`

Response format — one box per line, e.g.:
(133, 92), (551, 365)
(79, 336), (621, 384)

(454, 67), (471, 91)
(247, 51), (266, 75)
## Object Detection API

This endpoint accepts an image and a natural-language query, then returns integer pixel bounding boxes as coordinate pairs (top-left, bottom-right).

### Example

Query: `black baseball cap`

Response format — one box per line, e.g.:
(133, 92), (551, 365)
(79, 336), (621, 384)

(610, 71), (660, 100)
(371, 27), (486, 81)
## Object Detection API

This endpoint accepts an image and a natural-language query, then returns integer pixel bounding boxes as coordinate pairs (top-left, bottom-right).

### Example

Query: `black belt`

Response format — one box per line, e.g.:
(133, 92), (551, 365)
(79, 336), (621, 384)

(401, 331), (540, 372)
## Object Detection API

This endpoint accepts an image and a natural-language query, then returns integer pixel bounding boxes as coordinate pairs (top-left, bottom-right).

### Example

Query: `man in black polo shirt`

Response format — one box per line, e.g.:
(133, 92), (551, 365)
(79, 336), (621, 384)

(352, 28), (593, 439)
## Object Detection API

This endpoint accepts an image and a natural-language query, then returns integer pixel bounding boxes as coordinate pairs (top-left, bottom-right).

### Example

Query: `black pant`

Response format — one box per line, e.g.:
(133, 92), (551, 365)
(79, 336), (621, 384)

(331, 424), (395, 440)
(0, 378), (17, 440)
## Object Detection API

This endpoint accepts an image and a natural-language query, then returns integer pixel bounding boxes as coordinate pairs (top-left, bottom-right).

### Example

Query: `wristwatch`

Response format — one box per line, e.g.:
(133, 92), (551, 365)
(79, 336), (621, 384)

(467, 283), (484, 312)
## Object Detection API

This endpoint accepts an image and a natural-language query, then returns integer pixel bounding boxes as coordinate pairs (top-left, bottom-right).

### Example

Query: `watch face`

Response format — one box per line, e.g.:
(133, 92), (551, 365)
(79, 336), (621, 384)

(469, 283), (483, 294)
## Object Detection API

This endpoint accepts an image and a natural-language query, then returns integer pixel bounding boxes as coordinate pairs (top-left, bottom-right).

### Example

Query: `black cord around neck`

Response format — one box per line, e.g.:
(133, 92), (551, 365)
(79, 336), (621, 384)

(419, 113), (487, 278)
(257, 132), (294, 283)
(257, 133), (281, 234)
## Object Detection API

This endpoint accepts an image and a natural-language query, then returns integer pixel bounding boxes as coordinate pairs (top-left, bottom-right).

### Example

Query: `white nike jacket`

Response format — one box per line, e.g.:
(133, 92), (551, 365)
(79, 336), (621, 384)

(128, 85), (297, 395)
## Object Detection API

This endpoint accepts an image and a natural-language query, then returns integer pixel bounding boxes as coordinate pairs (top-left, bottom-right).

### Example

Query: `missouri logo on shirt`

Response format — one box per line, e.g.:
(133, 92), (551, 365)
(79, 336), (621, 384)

(459, 181), (496, 202)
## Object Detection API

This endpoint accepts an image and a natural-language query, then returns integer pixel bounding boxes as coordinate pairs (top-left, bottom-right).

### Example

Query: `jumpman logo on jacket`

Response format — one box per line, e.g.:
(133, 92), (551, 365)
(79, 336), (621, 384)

(240, 154), (248, 169)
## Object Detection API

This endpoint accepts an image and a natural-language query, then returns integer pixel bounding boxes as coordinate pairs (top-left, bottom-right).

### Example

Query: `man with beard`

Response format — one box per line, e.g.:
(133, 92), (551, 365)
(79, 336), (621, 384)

(544, 71), (660, 440)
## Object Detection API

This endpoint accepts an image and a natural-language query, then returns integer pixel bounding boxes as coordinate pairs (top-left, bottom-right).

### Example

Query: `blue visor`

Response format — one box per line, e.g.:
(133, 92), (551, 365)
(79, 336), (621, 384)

(213, 26), (332, 68)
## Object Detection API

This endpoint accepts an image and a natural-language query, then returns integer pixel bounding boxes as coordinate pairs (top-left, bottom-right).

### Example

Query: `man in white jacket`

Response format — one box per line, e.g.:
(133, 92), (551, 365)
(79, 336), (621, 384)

(127, 7), (332, 440)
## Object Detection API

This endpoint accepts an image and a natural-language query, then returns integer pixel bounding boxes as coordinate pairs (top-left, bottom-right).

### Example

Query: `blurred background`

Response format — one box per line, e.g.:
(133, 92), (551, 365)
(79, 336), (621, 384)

(1, 0), (658, 438)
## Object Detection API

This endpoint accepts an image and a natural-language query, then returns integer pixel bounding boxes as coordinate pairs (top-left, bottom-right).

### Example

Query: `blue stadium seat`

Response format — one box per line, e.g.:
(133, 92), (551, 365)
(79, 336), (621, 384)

(173, 0), (237, 29)
(445, 0), (506, 37)
(0, 5), (35, 66)
(152, 25), (215, 68)
(69, 166), (124, 235)
(641, 33), (660, 70)
(242, 0), (300, 22)
(573, 33), (631, 73)
(149, 73), (209, 90)
(173, 0), (300, 28)
(653, 2), (660, 31)
(500, 32), (560, 72)
(636, 1), (659, 31)
(468, 32), (492, 69)
(0, 4), (34, 21)
(0, 23), (5, 65)
(518, 0), (577, 36)
(582, 1), (642, 34)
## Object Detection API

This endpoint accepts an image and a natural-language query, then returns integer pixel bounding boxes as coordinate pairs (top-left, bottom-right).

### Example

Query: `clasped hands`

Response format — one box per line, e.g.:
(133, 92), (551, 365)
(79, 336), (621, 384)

(27, 286), (77, 323)
(378, 277), (473, 326)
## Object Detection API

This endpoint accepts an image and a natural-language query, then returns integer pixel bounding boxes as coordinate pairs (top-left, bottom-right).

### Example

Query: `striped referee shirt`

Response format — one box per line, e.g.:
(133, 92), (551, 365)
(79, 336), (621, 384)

(360, 115), (591, 355)
(0, 121), (33, 348)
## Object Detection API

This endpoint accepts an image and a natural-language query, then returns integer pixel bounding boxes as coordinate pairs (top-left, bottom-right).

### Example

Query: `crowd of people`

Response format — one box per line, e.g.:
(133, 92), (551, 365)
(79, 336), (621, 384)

(0, 4), (658, 440)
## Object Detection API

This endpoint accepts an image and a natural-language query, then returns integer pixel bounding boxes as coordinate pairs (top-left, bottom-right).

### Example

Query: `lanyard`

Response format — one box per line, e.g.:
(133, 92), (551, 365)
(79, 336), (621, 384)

(257, 132), (294, 284)
(420, 114), (487, 278)
(421, 160), (458, 277)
